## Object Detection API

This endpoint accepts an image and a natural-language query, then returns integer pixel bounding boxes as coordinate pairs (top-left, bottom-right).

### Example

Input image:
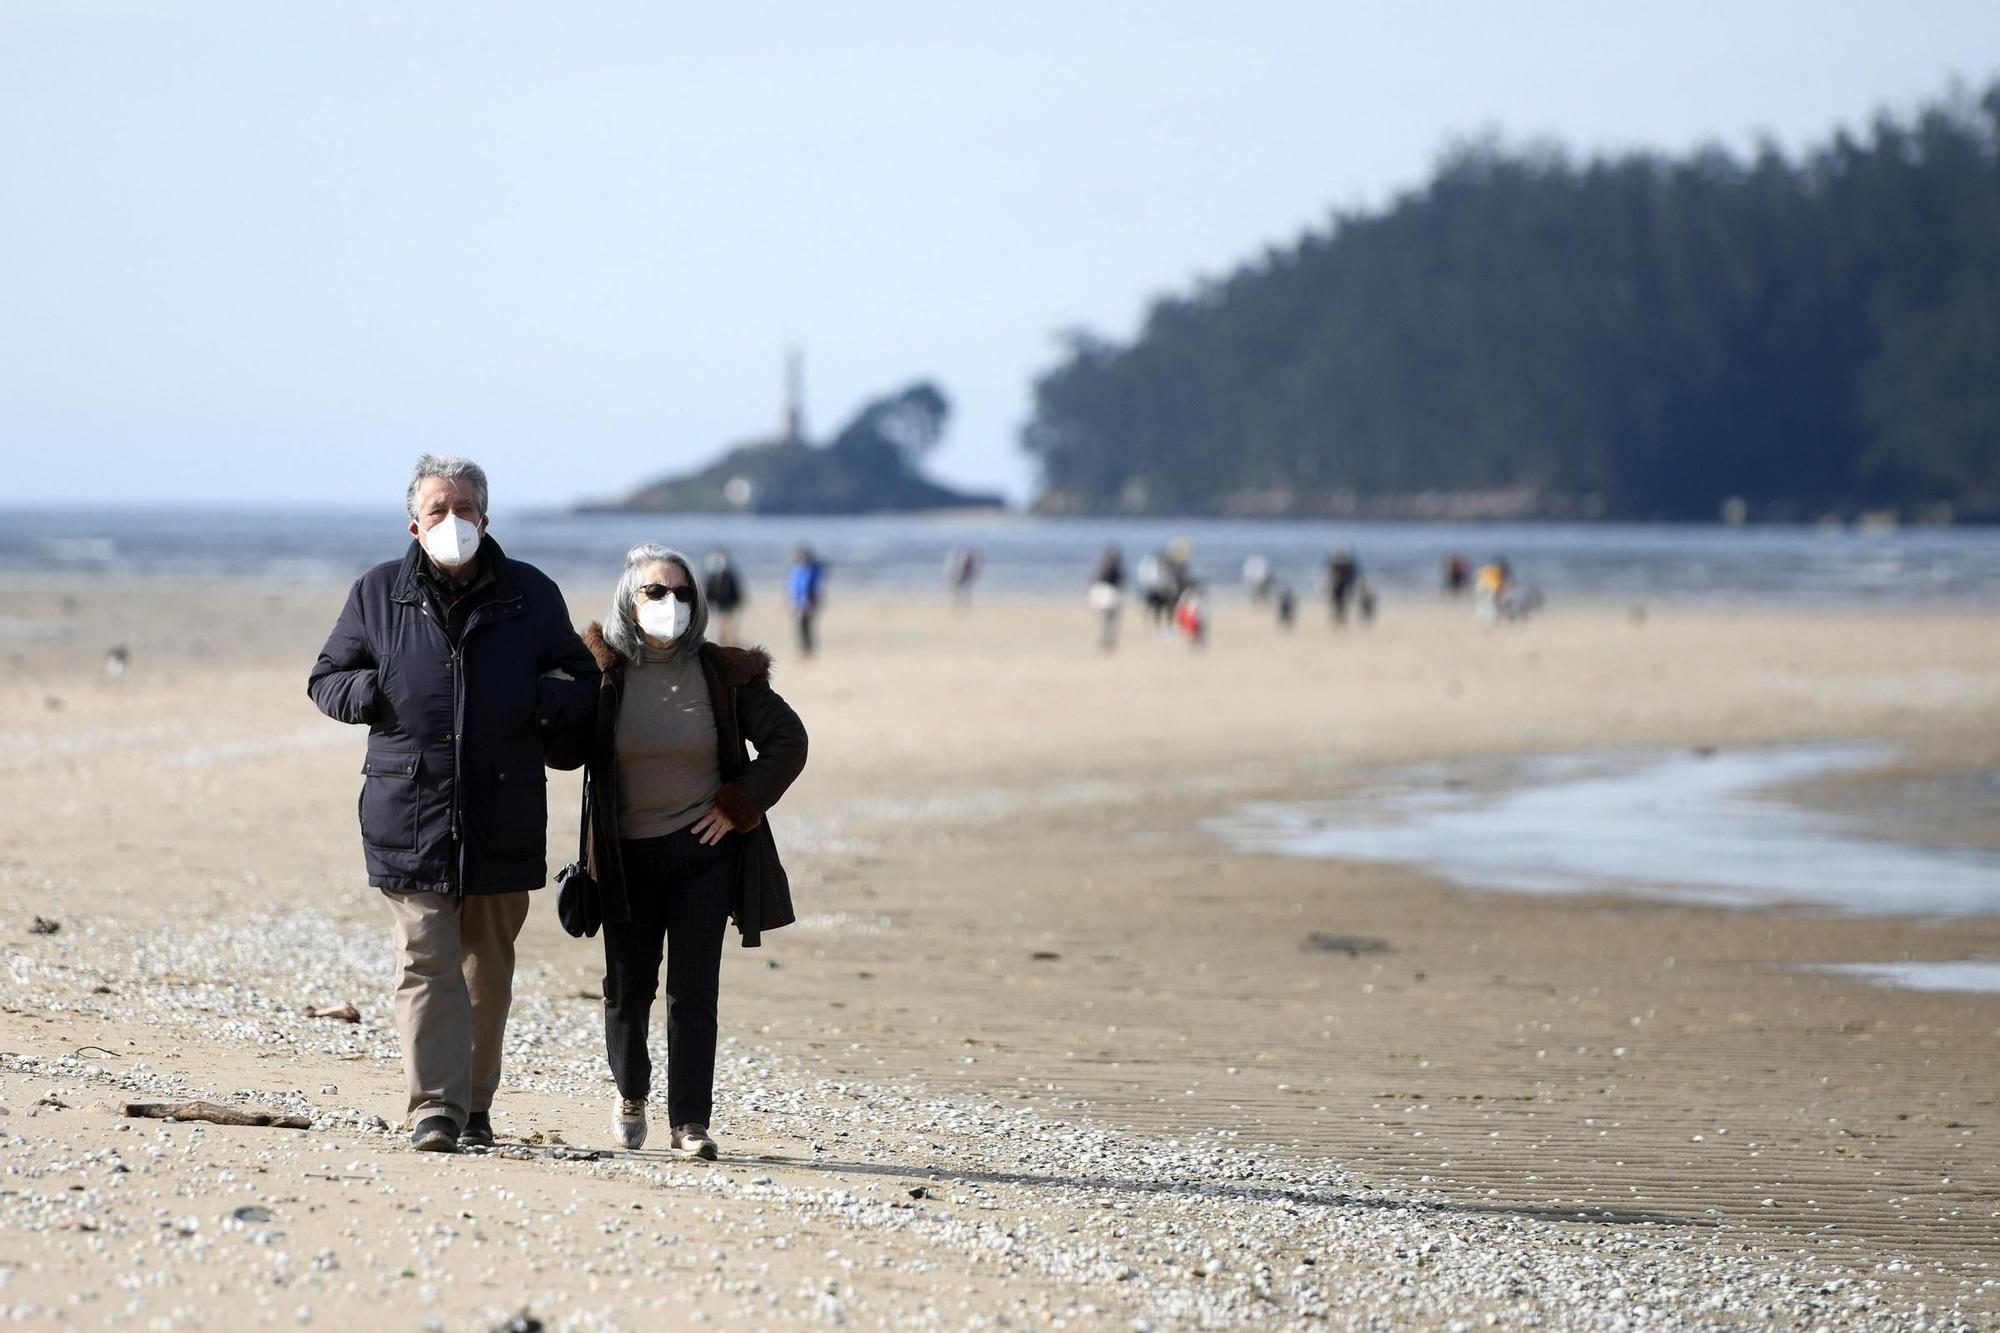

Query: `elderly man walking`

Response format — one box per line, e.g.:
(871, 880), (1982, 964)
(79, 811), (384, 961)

(309, 456), (599, 1152)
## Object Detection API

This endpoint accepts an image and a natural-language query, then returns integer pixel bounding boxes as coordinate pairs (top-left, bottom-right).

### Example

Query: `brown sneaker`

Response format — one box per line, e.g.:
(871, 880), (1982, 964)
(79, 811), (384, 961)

(670, 1123), (718, 1160)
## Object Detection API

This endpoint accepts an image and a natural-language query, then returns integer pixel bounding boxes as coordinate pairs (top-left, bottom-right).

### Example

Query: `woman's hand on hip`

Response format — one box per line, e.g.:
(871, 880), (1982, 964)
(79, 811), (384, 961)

(689, 805), (738, 846)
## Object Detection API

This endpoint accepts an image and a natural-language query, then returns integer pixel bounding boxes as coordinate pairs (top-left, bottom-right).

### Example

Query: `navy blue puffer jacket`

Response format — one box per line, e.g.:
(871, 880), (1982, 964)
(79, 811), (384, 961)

(308, 535), (600, 894)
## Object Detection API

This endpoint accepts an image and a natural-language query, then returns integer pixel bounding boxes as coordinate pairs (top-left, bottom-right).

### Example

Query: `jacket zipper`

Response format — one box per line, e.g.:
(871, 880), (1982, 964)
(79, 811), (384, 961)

(441, 593), (522, 899)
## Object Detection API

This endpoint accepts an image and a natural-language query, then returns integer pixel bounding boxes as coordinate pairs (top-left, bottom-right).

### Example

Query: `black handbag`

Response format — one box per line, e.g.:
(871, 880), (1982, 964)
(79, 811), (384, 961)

(555, 771), (602, 939)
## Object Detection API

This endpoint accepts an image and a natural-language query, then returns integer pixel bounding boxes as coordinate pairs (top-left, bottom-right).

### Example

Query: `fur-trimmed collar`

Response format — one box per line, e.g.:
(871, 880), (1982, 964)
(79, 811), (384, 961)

(582, 622), (773, 686)
(582, 622), (619, 672)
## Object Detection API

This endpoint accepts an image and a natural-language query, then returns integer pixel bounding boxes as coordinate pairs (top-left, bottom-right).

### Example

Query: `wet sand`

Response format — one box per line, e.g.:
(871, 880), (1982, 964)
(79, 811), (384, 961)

(1, 577), (1997, 1329)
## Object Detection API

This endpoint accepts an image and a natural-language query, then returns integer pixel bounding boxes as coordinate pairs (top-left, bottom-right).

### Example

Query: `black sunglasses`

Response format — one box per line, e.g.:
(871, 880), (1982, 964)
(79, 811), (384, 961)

(637, 583), (696, 605)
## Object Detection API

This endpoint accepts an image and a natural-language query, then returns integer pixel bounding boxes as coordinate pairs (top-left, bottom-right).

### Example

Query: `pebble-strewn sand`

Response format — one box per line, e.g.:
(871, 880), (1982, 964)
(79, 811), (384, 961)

(2, 575), (1997, 1330)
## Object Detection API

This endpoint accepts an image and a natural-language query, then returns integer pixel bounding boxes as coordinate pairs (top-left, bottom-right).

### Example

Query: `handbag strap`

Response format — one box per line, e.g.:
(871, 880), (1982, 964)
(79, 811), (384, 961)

(576, 767), (593, 867)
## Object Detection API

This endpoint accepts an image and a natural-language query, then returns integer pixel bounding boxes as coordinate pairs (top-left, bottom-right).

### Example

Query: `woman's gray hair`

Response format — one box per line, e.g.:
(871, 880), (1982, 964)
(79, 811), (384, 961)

(406, 454), (490, 519)
(603, 543), (709, 662)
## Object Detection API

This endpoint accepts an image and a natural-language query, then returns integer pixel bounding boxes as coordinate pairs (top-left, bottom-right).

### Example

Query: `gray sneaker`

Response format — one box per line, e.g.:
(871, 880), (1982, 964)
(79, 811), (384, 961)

(612, 1097), (647, 1150)
(671, 1123), (718, 1160)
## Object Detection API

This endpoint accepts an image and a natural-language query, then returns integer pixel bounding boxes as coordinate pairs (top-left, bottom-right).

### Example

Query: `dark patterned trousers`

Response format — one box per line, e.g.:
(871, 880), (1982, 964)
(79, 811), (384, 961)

(603, 826), (739, 1127)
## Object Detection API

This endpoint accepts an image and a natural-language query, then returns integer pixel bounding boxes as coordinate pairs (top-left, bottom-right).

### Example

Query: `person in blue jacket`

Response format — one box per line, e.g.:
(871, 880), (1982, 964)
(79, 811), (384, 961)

(786, 545), (824, 657)
(308, 455), (599, 1153)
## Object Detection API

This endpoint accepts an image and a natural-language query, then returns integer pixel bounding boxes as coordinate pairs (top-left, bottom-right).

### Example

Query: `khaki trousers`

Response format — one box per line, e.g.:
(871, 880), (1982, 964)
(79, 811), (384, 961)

(382, 888), (532, 1130)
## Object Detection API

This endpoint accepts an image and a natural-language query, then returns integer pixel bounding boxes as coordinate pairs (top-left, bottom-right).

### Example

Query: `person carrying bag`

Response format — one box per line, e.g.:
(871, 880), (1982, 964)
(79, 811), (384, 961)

(545, 543), (807, 1158)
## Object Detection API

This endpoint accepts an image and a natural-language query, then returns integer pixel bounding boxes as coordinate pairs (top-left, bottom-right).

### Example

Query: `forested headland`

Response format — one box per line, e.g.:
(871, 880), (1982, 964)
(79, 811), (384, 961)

(1023, 82), (2000, 522)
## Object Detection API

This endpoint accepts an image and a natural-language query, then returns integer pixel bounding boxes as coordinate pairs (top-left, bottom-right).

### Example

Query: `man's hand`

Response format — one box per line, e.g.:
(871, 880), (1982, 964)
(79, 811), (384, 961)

(688, 805), (738, 846)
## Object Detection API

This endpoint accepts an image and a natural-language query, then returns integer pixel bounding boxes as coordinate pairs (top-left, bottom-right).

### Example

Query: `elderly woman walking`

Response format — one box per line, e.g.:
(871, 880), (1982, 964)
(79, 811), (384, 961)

(551, 544), (807, 1158)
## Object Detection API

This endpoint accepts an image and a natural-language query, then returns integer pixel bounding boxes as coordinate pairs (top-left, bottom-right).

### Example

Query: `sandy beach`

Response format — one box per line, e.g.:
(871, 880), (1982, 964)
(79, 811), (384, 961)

(2, 577), (1997, 1330)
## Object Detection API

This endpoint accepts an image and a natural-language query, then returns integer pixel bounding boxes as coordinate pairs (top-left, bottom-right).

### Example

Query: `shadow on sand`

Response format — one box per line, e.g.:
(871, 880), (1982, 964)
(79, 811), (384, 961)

(662, 1150), (1713, 1231)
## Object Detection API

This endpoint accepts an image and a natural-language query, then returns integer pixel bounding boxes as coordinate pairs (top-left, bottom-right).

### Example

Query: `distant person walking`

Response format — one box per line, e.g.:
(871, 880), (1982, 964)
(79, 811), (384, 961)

(1325, 547), (1360, 625)
(1136, 552), (1173, 628)
(1242, 553), (1275, 603)
(1163, 539), (1195, 598)
(1475, 558), (1512, 625)
(1475, 558), (1542, 625)
(1088, 545), (1125, 651)
(553, 544), (807, 1158)
(1173, 581), (1208, 649)
(1443, 552), (1471, 596)
(787, 546), (823, 657)
(1480, 552), (1504, 616)
(945, 546), (981, 607)
(702, 548), (746, 646)
(308, 455), (599, 1153)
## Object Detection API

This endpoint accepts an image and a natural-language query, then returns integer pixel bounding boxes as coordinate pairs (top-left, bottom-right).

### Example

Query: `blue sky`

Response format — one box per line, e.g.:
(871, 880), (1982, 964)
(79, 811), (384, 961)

(3, 2), (1995, 508)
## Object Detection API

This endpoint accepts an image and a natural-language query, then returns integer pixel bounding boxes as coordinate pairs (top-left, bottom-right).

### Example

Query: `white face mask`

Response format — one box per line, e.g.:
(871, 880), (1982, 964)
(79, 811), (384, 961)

(637, 596), (691, 643)
(421, 515), (481, 568)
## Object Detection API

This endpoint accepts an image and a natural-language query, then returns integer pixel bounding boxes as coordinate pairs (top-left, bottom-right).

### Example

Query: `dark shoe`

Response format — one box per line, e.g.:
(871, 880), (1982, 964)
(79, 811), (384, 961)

(461, 1111), (494, 1149)
(411, 1116), (458, 1152)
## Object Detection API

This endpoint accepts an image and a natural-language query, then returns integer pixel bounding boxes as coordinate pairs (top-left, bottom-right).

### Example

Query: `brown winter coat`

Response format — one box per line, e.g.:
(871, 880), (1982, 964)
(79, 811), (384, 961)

(545, 625), (807, 945)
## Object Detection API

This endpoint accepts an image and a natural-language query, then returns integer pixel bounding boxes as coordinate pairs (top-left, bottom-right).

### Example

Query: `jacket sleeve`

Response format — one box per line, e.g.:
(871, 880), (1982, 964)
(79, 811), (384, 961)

(534, 586), (601, 736)
(307, 579), (381, 726)
(713, 678), (807, 831)
(540, 690), (591, 772)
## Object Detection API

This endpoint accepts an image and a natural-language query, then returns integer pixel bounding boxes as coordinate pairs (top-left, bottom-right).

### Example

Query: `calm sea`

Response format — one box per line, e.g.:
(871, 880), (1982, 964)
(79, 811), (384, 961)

(3, 507), (1998, 603)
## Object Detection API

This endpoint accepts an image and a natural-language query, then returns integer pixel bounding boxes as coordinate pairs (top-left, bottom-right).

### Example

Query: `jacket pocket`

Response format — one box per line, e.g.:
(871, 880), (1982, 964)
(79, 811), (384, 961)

(484, 762), (548, 858)
(358, 748), (420, 851)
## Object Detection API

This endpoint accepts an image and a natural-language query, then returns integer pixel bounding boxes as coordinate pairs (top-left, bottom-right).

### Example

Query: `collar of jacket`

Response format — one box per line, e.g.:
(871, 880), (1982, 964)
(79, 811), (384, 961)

(581, 622), (773, 690)
(391, 531), (523, 610)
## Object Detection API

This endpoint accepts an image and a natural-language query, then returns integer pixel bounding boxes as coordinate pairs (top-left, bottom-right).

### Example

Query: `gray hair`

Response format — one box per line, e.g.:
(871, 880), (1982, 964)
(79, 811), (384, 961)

(405, 454), (490, 520)
(603, 543), (709, 662)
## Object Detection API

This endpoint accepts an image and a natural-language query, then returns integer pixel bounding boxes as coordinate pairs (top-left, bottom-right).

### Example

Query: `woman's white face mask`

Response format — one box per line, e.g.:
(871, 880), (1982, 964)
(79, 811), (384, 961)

(637, 596), (691, 642)
(422, 515), (482, 568)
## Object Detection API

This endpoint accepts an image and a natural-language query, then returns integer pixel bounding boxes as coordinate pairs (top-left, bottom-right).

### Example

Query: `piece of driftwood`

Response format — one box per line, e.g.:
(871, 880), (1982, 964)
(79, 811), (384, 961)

(1301, 932), (1392, 956)
(304, 1003), (361, 1023)
(122, 1100), (312, 1129)
(545, 1146), (607, 1162)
